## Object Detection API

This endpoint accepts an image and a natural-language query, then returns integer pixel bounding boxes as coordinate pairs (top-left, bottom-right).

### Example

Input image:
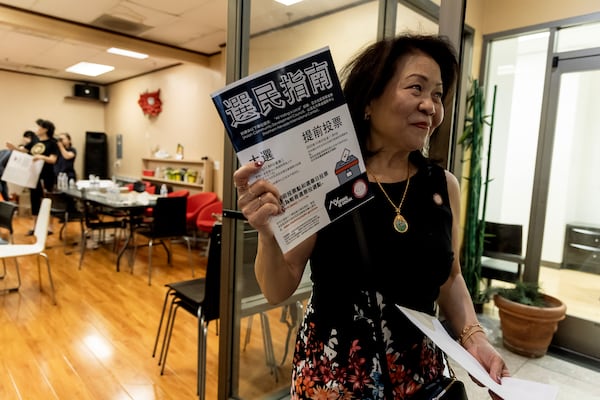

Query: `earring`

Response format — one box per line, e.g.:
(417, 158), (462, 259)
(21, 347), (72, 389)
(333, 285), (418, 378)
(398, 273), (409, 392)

(421, 135), (430, 157)
(364, 112), (371, 121)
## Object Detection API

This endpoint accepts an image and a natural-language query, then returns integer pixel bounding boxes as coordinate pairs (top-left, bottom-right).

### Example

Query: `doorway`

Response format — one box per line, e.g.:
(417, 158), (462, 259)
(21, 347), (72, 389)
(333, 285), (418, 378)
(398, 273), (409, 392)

(540, 53), (600, 361)
(482, 20), (600, 363)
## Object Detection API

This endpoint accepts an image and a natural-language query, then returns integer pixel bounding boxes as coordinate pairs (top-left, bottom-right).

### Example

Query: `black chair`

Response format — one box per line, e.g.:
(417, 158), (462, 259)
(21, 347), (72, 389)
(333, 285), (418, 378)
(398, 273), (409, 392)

(78, 191), (126, 269)
(0, 201), (18, 282)
(46, 191), (84, 254)
(133, 195), (193, 285)
(152, 223), (222, 399)
(481, 221), (524, 286)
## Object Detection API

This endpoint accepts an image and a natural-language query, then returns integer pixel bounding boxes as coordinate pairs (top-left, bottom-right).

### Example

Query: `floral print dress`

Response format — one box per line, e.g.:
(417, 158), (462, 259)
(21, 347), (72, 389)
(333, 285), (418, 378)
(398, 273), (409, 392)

(291, 163), (454, 399)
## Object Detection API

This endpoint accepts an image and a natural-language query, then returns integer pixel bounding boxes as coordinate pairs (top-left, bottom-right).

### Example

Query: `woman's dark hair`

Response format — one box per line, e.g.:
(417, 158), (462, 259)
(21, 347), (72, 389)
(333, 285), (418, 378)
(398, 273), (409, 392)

(340, 34), (459, 164)
(23, 130), (39, 145)
(23, 130), (36, 140)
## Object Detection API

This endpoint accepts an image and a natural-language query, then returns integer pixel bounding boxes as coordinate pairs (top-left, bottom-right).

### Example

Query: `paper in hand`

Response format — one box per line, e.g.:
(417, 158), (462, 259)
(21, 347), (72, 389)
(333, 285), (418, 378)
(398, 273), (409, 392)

(396, 305), (558, 400)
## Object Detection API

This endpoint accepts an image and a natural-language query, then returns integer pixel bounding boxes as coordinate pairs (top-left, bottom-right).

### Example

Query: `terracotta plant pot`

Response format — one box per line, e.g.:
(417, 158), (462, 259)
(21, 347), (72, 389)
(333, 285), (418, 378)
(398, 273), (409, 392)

(493, 293), (567, 358)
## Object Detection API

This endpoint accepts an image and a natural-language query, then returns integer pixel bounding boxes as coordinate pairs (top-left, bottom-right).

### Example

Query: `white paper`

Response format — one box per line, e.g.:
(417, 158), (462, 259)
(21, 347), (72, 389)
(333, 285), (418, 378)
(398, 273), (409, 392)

(396, 305), (559, 400)
(1, 151), (43, 188)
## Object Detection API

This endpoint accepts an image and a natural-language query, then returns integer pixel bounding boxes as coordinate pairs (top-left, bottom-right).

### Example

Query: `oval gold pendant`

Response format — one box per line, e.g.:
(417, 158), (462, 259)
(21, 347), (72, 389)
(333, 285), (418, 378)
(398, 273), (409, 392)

(393, 214), (408, 233)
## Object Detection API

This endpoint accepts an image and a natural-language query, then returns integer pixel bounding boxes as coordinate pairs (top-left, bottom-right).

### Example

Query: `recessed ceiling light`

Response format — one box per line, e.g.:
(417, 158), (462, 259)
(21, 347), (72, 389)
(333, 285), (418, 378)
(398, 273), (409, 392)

(66, 62), (114, 77)
(274, 0), (304, 5)
(107, 47), (148, 59)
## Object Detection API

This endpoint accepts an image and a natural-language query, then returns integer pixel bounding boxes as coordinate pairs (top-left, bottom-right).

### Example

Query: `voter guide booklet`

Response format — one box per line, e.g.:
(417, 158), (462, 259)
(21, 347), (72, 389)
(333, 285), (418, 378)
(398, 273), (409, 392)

(397, 305), (559, 400)
(212, 47), (373, 253)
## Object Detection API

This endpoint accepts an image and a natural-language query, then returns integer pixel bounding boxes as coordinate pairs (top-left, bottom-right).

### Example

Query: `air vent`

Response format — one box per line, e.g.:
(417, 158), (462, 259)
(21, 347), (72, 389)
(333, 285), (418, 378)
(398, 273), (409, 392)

(91, 14), (152, 35)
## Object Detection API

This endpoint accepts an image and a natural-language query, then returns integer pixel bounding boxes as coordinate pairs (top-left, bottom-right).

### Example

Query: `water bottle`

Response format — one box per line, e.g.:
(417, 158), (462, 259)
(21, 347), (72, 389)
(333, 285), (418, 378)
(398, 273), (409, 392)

(58, 173), (67, 190)
(160, 184), (168, 197)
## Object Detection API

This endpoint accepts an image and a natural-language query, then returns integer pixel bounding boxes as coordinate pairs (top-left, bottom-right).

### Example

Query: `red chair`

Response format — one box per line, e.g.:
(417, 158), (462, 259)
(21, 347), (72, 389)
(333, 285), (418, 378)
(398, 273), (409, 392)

(144, 189), (190, 218)
(186, 192), (218, 231)
(168, 189), (190, 198)
(195, 200), (222, 257)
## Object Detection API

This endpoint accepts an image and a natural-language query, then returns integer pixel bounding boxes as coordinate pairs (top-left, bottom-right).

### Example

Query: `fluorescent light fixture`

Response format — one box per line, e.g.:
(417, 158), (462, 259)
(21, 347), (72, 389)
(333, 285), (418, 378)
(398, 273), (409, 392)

(274, 0), (304, 5)
(66, 62), (114, 77)
(107, 47), (148, 59)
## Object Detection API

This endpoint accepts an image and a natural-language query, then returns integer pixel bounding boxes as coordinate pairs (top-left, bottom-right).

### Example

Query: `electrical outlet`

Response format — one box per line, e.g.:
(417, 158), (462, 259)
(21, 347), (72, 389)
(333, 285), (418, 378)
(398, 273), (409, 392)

(214, 161), (220, 170)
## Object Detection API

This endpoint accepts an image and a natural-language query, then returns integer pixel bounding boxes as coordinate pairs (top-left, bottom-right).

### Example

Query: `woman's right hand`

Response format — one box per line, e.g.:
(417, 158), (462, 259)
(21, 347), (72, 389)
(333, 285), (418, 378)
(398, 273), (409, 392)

(233, 161), (283, 235)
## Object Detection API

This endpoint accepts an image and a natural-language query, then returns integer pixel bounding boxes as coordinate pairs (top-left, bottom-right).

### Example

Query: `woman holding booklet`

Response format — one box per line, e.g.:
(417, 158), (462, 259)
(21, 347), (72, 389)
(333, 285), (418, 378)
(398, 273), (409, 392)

(234, 34), (508, 399)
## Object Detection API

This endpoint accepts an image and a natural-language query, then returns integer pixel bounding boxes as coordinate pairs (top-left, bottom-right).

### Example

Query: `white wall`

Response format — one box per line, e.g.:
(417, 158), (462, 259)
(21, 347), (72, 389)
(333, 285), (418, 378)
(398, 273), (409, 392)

(0, 71), (105, 196)
(104, 62), (225, 196)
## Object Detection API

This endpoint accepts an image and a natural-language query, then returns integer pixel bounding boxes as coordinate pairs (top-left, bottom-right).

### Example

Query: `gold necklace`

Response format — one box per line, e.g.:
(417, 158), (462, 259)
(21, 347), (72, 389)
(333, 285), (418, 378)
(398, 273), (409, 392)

(369, 161), (411, 233)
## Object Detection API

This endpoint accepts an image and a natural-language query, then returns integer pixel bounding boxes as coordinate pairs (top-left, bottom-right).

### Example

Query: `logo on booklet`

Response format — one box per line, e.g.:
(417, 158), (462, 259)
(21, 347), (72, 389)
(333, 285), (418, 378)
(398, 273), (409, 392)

(328, 195), (353, 210)
(352, 178), (368, 199)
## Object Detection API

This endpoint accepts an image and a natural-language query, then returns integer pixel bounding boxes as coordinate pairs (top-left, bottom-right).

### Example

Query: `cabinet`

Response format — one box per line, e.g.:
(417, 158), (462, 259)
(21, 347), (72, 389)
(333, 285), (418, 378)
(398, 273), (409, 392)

(141, 158), (213, 193)
(562, 223), (600, 274)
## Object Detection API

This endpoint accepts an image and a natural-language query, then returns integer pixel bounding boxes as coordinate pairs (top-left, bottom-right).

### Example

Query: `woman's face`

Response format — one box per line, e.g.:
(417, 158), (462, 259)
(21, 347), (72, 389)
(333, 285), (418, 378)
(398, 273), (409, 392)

(59, 135), (70, 146)
(366, 51), (444, 152)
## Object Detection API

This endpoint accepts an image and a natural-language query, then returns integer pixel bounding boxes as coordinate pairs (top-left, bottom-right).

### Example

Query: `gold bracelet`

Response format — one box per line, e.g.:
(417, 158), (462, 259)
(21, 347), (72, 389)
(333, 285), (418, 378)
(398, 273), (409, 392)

(460, 327), (486, 346)
(458, 322), (482, 343)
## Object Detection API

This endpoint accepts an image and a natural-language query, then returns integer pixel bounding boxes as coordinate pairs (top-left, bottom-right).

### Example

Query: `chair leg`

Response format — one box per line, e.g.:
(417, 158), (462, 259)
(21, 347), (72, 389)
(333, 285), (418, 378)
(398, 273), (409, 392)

(158, 295), (178, 368)
(160, 301), (181, 375)
(280, 301), (304, 365)
(152, 288), (174, 358)
(184, 237), (194, 277)
(78, 226), (87, 270)
(38, 252), (56, 305)
(159, 239), (171, 265)
(0, 258), (21, 293)
(62, 213), (73, 255)
(198, 309), (208, 399)
(259, 312), (278, 382)
(148, 239), (154, 285)
(243, 315), (254, 351)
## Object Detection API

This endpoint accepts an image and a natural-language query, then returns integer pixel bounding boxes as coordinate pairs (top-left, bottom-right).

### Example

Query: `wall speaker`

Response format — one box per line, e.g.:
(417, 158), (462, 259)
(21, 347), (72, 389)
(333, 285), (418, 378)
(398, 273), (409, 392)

(84, 131), (108, 179)
(74, 84), (100, 100)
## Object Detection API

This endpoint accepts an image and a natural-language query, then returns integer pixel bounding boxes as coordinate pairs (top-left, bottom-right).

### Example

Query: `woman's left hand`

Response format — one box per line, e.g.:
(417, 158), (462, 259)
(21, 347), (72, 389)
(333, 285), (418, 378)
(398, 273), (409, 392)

(464, 334), (510, 399)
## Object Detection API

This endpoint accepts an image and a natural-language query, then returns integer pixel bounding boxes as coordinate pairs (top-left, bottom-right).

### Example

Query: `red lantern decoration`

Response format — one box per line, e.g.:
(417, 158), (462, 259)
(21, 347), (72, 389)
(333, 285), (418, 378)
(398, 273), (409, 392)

(138, 89), (162, 116)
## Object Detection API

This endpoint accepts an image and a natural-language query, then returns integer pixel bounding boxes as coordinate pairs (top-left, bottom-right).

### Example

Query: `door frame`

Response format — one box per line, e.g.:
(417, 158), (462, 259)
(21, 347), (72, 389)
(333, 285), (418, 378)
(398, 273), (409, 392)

(533, 50), (600, 361)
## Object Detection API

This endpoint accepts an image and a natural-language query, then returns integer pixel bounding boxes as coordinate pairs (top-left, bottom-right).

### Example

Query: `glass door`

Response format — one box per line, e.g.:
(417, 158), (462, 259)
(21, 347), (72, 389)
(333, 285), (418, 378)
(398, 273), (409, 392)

(540, 53), (600, 361)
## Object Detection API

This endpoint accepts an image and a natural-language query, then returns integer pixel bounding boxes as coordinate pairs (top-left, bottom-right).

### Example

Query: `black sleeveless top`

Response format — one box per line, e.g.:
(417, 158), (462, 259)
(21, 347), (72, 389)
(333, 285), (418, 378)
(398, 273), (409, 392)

(291, 163), (454, 399)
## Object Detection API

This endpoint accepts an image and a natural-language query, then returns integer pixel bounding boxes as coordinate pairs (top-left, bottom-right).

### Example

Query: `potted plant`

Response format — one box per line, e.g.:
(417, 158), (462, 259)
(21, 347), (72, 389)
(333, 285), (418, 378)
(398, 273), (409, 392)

(459, 79), (496, 309)
(490, 281), (567, 358)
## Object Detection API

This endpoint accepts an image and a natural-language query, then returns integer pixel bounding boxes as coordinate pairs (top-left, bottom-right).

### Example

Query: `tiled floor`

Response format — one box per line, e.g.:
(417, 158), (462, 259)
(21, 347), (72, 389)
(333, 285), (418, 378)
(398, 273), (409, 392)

(451, 311), (600, 400)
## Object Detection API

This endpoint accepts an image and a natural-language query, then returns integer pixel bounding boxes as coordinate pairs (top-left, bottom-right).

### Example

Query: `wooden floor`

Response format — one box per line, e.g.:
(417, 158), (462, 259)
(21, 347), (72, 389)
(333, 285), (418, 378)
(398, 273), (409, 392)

(0, 212), (293, 400)
(4, 211), (597, 399)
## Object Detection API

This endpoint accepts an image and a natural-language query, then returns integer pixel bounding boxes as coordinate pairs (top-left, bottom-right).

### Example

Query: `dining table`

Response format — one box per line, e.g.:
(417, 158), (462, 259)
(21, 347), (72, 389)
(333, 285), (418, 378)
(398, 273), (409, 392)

(61, 185), (159, 271)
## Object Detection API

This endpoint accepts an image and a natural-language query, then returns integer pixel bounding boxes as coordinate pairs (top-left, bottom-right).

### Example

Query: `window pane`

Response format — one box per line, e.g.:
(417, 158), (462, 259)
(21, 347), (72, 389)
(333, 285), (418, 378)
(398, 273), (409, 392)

(556, 21), (600, 53)
(483, 32), (549, 236)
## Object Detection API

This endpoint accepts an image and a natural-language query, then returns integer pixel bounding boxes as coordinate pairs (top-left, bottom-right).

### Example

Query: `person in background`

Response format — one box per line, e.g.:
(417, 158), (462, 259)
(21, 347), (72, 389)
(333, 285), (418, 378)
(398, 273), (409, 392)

(27, 118), (58, 235)
(2, 130), (40, 202)
(54, 132), (77, 182)
(233, 34), (508, 399)
(6, 130), (39, 153)
(0, 148), (11, 201)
